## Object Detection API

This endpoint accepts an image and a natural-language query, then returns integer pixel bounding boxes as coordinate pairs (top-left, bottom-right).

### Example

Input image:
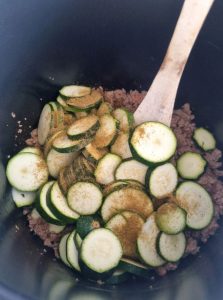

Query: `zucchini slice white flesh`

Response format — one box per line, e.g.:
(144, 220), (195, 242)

(47, 149), (78, 178)
(59, 85), (91, 98)
(97, 102), (113, 117)
(115, 159), (148, 185)
(44, 130), (65, 157)
(80, 228), (123, 273)
(119, 258), (150, 278)
(95, 153), (122, 185)
(53, 132), (92, 153)
(59, 233), (71, 267)
(137, 213), (166, 267)
(103, 180), (129, 196)
(106, 211), (144, 258)
(11, 188), (36, 207)
(67, 182), (103, 215)
(130, 122), (177, 165)
(20, 147), (42, 156)
(175, 181), (214, 230)
(177, 152), (206, 180)
(193, 127), (216, 151)
(49, 182), (79, 223)
(38, 103), (54, 145)
(155, 203), (186, 234)
(101, 187), (153, 222)
(67, 115), (99, 140)
(75, 232), (83, 249)
(106, 269), (130, 284)
(57, 96), (75, 112)
(158, 232), (186, 262)
(6, 153), (49, 192)
(66, 90), (102, 111)
(94, 114), (118, 148)
(75, 111), (89, 119)
(110, 131), (132, 159)
(36, 181), (62, 225)
(66, 230), (81, 271)
(82, 143), (108, 165)
(48, 224), (65, 234)
(113, 108), (134, 132)
(148, 163), (178, 199)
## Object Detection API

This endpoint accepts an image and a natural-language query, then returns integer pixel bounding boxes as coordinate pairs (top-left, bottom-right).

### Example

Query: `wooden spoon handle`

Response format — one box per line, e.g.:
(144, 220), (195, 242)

(134, 0), (214, 126)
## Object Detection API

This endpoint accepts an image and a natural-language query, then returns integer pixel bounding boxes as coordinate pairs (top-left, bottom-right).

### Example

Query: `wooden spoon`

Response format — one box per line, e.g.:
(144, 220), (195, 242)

(134, 0), (214, 126)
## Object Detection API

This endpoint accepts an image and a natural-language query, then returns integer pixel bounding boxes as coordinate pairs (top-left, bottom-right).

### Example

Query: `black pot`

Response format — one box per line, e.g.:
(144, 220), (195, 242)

(0, 0), (223, 299)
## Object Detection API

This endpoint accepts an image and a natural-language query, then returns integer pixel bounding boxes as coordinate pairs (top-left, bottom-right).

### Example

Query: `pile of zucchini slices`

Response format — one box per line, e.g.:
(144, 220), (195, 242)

(7, 85), (216, 284)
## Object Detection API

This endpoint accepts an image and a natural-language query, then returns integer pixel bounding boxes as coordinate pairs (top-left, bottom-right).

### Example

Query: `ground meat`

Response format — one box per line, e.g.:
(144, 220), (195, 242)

(25, 128), (40, 147)
(24, 90), (223, 278)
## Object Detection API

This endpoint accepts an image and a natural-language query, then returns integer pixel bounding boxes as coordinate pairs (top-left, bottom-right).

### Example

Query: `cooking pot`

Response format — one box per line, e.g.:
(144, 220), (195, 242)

(0, 0), (223, 299)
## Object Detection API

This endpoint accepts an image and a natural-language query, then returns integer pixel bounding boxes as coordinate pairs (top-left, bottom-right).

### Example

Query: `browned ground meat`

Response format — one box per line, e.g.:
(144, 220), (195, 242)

(24, 89), (223, 277)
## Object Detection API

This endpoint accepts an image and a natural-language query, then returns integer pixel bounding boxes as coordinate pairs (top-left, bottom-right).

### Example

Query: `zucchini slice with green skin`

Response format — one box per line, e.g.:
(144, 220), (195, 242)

(44, 130), (65, 157)
(80, 228), (123, 277)
(155, 203), (186, 234)
(48, 224), (65, 234)
(58, 167), (70, 195)
(67, 182), (103, 215)
(137, 213), (166, 267)
(103, 180), (129, 196)
(177, 152), (207, 180)
(105, 269), (130, 285)
(35, 181), (63, 225)
(148, 163), (178, 199)
(76, 215), (102, 239)
(97, 102), (113, 117)
(49, 182), (79, 223)
(94, 153), (122, 185)
(74, 232), (83, 249)
(47, 149), (78, 178)
(57, 96), (78, 113)
(59, 233), (71, 267)
(66, 90), (102, 111)
(157, 232), (186, 262)
(115, 158), (148, 185)
(11, 188), (36, 207)
(193, 127), (216, 151)
(6, 153), (49, 192)
(20, 147), (42, 156)
(130, 121), (177, 165)
(118, 258), (150, 278)
(59, 85), (91, 98)
(113, 108), (134, 132)
(66, 230), (81, 271)
(67, 115), (99, 140)
(101, 187), (153, 222)
(94, 114), (119, 148)
(82, 143), (108, 165)
(110, 131), (132, 159)
(106, 211), (144, 258)
(53, 132), (92, 153)
(38, 103), (55, 145)
(175, 181), (214, 230)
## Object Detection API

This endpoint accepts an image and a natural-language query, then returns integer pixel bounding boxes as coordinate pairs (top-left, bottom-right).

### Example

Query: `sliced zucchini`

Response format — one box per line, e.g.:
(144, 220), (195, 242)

(94, 153), (122, 185)
(53, 132), (92, 153)
(101, 187), (153, 222)
(44, 130), (65, 157)
(58, 167), (69, 195)
(59, 233), (71, 267)
(137, 214), (165, 267)
(118, 258), (150, 278)
(130, 122), (177, 165)
(20, 147), (42, 156)
(30, 208), (41, 219)
(11, 188), (36, 207)
(47, 149), (78, 178)
(67, 182), (103, 215)
(75, 111), (88, 119)
(177, 152), (207, 179)
(67, 114), (99, 140)
(110, 131), (132, 159)
(175, 181), (214, 230)
(80, 228), (123, 275)
(156, 203), (186, 234)
(57, 96), (77, 113)
(106, 269), (130, 285)
(193, 127), (216, 151)
(82, 143), (108, 165)
(67, 90), (102, 111)
(97, 102), (113, 117)
(35, 181), (62, 225)
(48, 224), (65, 234)
(66, 230), (81, 271)
(75, 232), (83, 249)
(37, 103), (55, 145)
(106, 211), (144, 258)
(103, 180), (129, 196)
(49, 182), (79, 223)
(59, 85), (91, 98)
(113, 108), (134, 132)
(115, 159), (148, 185)
(76, 215), (102, 239)
(148, 163), (178, 199)
(6, 153), (49, 192)
(157, 232), (186, 262)
(94, 114), (119, 148)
